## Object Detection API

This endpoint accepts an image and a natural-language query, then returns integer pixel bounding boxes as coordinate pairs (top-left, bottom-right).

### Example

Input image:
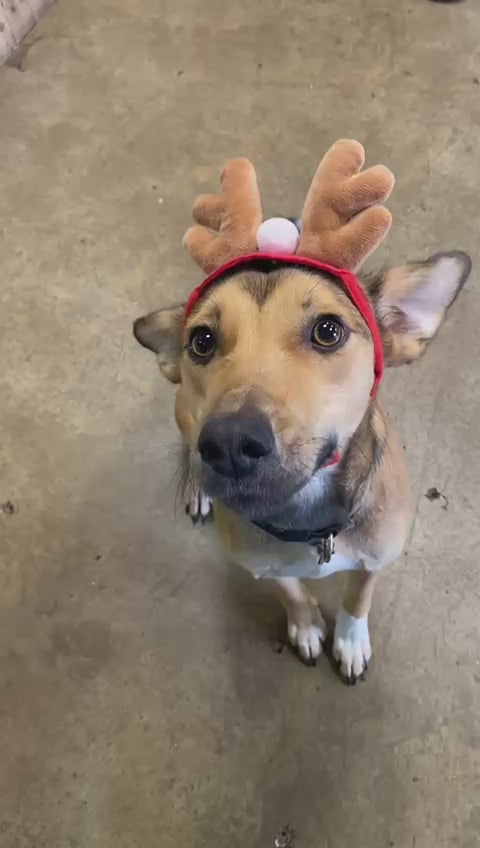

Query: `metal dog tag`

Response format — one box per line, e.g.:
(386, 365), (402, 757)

(316, 533), (335, 565)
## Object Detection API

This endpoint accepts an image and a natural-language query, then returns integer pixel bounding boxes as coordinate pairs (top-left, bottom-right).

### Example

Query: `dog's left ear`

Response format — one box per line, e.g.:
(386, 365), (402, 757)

(371, 251), (471, 366)
(133, 304), (185, 383)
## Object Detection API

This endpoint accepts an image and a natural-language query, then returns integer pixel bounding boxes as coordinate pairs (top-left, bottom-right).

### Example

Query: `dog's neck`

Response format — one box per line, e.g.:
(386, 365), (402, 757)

(259, 465), (349, 534)
(259, 403), (386, 533)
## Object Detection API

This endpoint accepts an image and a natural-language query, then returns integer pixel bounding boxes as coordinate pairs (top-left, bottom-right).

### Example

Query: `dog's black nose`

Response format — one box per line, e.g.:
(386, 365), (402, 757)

(198, 410), (274, 478)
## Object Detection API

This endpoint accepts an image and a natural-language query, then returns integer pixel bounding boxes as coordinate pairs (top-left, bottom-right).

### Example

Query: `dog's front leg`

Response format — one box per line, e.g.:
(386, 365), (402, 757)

(270, 577), (326, 665)
(181, 444), (212, 524)
(175, 391), (213, 524)
(333, 569), (377, 683)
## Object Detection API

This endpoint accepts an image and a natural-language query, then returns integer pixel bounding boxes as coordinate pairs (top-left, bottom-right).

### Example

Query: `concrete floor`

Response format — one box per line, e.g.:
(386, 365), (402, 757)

(1, 1), (479, 846)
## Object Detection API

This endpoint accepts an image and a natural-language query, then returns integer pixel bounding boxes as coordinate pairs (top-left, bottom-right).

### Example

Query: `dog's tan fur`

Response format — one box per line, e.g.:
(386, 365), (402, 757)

(182, 270), (373, 462)
(134, 251), (470, 681)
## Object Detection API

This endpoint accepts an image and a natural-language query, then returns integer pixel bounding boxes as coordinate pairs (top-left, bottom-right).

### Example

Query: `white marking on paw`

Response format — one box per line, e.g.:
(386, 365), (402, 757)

(333, 607), (371, 681)
(287, 606), (326, 662)
(199, 491), (212, 519)
(183, 480), (212, 523)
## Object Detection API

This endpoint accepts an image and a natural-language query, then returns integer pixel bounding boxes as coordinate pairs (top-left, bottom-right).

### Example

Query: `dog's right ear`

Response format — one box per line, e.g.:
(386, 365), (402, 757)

(133, 305), (185, 383)
(369, 252), (471, 366)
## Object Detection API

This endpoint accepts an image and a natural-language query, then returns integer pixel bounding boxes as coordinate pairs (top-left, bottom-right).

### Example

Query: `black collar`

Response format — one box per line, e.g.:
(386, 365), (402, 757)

(252, 519), (346, 546)
(252, 516), (352, 565)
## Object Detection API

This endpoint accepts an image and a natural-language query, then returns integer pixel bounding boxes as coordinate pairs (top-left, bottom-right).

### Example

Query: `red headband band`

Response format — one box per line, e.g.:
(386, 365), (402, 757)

(184, 253), (384, 397)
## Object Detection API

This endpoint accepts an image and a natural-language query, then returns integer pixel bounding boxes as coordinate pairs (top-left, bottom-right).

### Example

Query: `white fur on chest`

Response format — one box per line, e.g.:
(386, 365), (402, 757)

(232, 534), (358, 580)
(216, 506), (359, 580)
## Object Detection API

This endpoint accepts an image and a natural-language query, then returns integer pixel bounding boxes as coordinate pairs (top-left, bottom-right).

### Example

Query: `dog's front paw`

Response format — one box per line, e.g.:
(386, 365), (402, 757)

(287, 605), (326, 665)
(333, 607), (371, 684)
(183, 480), (212, 524)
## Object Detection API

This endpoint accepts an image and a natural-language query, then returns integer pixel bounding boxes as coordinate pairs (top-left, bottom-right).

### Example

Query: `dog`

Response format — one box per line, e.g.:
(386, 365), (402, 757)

(133, 142), (471, 682)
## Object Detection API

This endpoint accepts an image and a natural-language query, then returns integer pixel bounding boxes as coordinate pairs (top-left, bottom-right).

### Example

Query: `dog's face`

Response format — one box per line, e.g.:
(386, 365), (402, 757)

(134, 252), (470, 519)
(180, 267), (374, 517)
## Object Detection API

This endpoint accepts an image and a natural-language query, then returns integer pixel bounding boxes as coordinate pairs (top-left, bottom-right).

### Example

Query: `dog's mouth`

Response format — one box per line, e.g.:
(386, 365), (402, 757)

(199, 465), (298, 519)
(201, 468), (292, 519)
(197, 436), (339, 520)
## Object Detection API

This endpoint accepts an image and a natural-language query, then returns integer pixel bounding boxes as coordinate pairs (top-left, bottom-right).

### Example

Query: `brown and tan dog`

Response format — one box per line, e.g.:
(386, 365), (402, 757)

(134, 141), (471, 682)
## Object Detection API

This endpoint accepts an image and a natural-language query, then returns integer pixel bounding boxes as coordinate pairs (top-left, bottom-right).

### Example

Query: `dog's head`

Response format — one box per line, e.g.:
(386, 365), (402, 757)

(134, 142), (471, 519)
(134, 252), (470, 518)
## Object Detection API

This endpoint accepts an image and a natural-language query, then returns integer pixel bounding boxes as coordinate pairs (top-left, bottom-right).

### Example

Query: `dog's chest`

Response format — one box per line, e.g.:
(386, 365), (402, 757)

(223, 523), (359, 579)
(241, 537), (359, 579)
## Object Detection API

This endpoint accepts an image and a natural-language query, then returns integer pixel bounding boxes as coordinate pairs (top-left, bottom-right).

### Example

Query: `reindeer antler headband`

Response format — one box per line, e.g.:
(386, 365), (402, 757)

(183, 139), (395, 396)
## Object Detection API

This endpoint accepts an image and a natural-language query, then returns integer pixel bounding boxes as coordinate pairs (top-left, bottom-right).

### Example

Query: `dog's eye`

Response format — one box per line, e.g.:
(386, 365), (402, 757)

(188, 326), (216, 361)
(311, 316), (345, 349)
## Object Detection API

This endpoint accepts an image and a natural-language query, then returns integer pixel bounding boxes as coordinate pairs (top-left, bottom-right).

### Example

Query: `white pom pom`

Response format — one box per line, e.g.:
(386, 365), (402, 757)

(256, 217), (299, 255)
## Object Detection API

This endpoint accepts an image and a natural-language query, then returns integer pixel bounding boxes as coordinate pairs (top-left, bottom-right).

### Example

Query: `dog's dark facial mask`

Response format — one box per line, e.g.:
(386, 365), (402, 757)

(134, 252), (470, 519)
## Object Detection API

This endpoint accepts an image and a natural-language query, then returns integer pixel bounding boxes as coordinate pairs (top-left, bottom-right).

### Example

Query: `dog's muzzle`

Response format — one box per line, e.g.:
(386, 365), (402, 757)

(198, 409), (274, 479)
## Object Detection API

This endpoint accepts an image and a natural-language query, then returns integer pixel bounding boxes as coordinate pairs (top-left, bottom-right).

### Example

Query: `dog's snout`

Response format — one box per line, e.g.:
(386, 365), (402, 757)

(198, 410), (274, 478)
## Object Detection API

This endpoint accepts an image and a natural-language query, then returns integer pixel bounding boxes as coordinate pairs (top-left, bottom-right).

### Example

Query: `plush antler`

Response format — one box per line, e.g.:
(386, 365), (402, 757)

(183, 158), (263, 274)
(183, 141), (394, 276)
(297, 139), (395, 271)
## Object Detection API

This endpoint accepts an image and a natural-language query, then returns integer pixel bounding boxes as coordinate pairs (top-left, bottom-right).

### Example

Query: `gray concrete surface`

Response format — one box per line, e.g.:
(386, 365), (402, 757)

(1, 1), (479, 846)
